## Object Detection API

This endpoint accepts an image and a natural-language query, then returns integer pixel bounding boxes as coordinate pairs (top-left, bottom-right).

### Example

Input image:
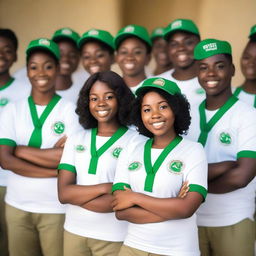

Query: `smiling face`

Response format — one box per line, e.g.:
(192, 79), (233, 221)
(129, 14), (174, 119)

(141, 91), (176, 139)
(0, 36), (17, 76)
(89, 80), (118, 125)
(81, 41), (113, 74)
(116, 37), (150, 77)
(198, 54), (234, 97)
(167, 31), (199, 69)
(152, 37), (171, 67)
(27, 51), (58, 94)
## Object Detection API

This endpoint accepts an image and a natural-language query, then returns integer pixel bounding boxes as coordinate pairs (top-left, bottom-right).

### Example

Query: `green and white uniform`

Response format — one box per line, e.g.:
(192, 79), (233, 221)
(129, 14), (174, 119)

(0, 95), (81, 213)
(186, 96), (256, 227)
(58, 128), (145, 241)
(113, 137), (208, 256)
(233, 86), (256, 108)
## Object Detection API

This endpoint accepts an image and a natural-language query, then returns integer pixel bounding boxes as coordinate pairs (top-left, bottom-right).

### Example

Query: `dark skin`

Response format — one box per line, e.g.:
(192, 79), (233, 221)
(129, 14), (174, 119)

(198, 54), (256, 193)
(112, 91), (203, 223)
(0, 52), (65, 178)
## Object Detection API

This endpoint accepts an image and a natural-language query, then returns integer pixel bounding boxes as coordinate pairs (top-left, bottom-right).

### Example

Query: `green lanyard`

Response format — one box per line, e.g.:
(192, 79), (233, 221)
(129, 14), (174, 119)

(0, 77), (14, 91)
(88, 126), (128, 174)
(198, 96), (238, 147)
(233, 87), (256, 108)
(28, 94), (61, 148)
(143, 136), (182, 192)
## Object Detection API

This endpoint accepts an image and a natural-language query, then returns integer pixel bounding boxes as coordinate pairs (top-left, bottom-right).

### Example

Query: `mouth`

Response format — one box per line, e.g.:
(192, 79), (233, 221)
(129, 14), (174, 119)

(97, 110), (110, 117)
(152, 121), (165, 129)
(177, 54), (188, 62)
(0, 59), (7, 67)
(90, 66), (101, 74)
(157, 53), (167, 61)
(60, 63), (71, 70)
(124, 63), (135, 70)
(36, 79), (48, 86)
(206, 80), (218, 88)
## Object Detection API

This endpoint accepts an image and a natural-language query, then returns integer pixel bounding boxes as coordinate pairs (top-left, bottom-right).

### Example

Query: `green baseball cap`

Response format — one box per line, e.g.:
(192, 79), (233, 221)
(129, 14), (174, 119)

(114, 24), (152, 49)
(151, 27), (165, 41)
(26, 38), (60, 60)
(194, 38), (232, 60)
(135, 77), (181, 96)
(164, 19), (200, 40)
(249, 24), (256, 38)
(52, 27), (80, 45)
(78, 29), (114, 51)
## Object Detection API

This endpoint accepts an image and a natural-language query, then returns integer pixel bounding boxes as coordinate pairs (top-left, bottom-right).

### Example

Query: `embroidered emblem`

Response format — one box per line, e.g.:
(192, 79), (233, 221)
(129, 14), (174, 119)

(203, 43), (217, 52)
(39, 39), (50, 46)
(112, 147), (122, 158)
(124, 25), (134, 33)
(153, 78), (165, 86)
(128, 161), (142, 171)
(169, 160), (183, 174)
(75, 144), (86, 152)
(0, 98), (9, 107)
(195, 88), (205, 95)
(219, 132), (231, 145)
(171, 20), (182, 29)
(89, 29), (99, 36)
(61, 28), (72, 35)
(53, 121), (65, 135)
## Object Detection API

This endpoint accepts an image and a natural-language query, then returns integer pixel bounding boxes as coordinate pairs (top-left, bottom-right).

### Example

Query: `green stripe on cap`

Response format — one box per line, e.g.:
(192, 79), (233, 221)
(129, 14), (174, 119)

(135, 77), (181, 96)
(52, 27), (80, 44)
(194, 39), (232, 60)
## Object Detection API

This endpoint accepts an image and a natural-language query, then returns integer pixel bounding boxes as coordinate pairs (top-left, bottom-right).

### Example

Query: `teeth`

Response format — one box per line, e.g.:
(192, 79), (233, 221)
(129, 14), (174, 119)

(177, 54), (187, 61)
(207, 81), (218, 87)
(152, 122), (164, 128)
(90, 66), (100, 74)
(124, 63), (135, 70)
(61, 63), (70, 69)
(37, 80), (48, 86)
(97, 110), (108, 116)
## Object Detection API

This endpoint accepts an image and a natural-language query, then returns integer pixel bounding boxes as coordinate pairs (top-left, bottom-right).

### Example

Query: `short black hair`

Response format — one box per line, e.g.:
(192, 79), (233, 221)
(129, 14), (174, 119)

(53, 37), (79, 50)
(131, 88), (191, 138)
(223, 53), (233, 64)
(166, 30), (201, 42)
(76, 71), (135, 129)
(26, 48), (59, 66)
(0, 28), (18, 51)
(249, 36), (256, 43)
(80, 39), (114, 55)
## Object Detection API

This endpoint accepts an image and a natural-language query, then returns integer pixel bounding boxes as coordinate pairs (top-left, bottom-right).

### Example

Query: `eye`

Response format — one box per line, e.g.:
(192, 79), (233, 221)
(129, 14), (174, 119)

(82, 55), (90, 60)
(216, 63), (225, 70)
(184, 38), (196, 47)
(89, 96), (97, 101)
(118, 49), (128, 55)
(134, 49), (143, 55)
(105, 95), (114, 100)
(96, 52), (106, 58)
(159, 104), (168, 110)
(29, 65), (37, 70)
(142, 108), (150, 113)
(45, 64), (54, 70)
(168, 41), (178, 48)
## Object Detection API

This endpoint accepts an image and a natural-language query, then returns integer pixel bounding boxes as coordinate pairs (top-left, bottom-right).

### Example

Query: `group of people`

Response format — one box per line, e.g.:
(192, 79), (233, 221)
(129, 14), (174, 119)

(0, 18), (255, 256)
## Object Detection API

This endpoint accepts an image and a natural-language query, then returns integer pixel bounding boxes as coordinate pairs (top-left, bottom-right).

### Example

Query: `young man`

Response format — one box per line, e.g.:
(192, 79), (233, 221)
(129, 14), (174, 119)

(186, 38), (256, 256)
(160, 19), (205, 105)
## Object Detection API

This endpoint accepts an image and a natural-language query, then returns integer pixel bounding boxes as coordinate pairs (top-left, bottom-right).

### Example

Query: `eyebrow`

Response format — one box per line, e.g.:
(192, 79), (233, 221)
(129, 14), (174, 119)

(89, 91), (115, 95)
(142, 100), (168, 106)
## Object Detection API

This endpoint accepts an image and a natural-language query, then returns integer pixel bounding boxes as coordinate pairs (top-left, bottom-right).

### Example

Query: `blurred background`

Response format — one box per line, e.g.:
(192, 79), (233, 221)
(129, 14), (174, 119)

(0, 0), (255, 85)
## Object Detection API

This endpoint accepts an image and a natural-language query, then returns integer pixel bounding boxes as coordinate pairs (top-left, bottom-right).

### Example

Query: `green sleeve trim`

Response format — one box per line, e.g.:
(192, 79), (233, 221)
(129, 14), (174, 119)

(0, 138), (17, 147)
(237, 151), (256, 159)
(112, 182), (131, 193)
(58, 163), (76, 173)
(189, 184), (207, 201)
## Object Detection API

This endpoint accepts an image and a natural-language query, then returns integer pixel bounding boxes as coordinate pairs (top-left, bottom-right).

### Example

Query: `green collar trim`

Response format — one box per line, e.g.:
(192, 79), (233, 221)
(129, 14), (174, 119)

(233, 87), (256, 108)
(28, 94), (61, 148)
(144, 136), (182, 192)
(0, 77), (15, 91)
(198, 96), (238, 147)
(88, 126), (128, 175)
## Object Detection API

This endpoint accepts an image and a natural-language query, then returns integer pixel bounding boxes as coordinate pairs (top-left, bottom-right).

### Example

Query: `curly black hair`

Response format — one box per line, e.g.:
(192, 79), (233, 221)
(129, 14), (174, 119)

(0, 28), (18, 51)
(80, 39), (114, 55)
(131, 87), (191, 138)
(76, 71), (135, 129)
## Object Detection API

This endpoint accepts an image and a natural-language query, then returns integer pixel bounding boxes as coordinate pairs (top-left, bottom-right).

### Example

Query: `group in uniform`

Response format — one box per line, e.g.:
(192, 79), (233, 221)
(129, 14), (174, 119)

(0, 19), (255, 256)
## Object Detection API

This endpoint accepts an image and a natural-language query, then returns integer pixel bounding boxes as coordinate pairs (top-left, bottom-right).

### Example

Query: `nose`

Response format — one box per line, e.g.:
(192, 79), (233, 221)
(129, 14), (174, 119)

(151, 108), (161, 119)
(97, 98), (107, 107)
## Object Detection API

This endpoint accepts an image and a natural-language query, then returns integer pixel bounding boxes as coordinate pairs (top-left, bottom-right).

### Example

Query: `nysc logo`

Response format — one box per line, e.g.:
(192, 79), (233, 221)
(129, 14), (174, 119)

(219, 132), (231, 145)
(112, 147), (123, 158)
(75, 144), (86, 153)
(169, 160), (183, 174)
(53, 121), (65, 135)
(128, 161), (142, 171)
(0, 98), (9, 107)
(195, 88), (205, 95)
(203, 43), (217, 52)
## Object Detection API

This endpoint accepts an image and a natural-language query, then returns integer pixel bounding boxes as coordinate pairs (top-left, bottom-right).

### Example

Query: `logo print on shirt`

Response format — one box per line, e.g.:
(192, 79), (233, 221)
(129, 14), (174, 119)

(75, 144), (86, 152)
(169, 160), (183, 174)
(53, 121), (65, 135)
(112, 147), (122, 158)
(128, 161), (142, 171)
(219, 132), (231, 145)
(195, 88), (205, 95)
(0, 98), (9, 107)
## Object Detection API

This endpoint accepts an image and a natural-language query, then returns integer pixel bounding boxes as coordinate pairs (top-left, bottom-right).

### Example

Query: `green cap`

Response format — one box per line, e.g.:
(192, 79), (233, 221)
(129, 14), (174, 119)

(26, 38), (60, 60)
(194, 38), (232, 60)
(115, 24), (152, 49)
(151, 27), (165, 40)
(78, 29), (114, 50)
(164, 19), (200, 40)
(135, 77), (181, 96)
(249, 25), (256, 38)
(52, 27), (80, 45)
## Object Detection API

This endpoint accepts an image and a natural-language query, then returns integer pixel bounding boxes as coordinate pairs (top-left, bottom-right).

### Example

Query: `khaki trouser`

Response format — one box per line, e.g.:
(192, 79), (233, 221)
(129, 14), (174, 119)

(198, 218), (255, 256)
(118, 245), (165, 256)
(6, 204), (64, 256)
(64, 230), (122, 256)
(0, 186), (8, 256)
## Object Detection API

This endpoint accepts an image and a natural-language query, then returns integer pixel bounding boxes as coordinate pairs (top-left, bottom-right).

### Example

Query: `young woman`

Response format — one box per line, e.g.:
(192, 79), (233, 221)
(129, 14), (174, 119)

(112, 77), (208, 256)
(115, 25), (151, 92)
(0, 38), (81, 256)
(78, 29), (115, 75)
(58, 71), (143, 256)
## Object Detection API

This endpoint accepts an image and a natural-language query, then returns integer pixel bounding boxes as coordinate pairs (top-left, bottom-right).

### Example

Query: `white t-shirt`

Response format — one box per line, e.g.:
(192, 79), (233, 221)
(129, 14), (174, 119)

(0, 96), (82, 213)
(59, 128), (146, 242)
(158, 69), (205, 106)
(113, 137), (208, 255)
(0, 78), (31, 186)
(232, 86), (256, 108)
(186, 99), (256, 227)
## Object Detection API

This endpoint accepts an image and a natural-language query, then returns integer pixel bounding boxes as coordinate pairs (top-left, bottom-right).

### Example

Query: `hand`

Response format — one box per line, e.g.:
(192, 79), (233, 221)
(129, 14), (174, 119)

(112, 187), (136, 211)
(54, 136), (67, 148)
(178, 181), (189, 198)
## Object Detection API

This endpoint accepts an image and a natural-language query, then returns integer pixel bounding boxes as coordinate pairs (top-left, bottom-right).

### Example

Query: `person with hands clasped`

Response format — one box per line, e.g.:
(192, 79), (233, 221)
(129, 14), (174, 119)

(58, 71), (144, 256)
(112, 77), (208, 256)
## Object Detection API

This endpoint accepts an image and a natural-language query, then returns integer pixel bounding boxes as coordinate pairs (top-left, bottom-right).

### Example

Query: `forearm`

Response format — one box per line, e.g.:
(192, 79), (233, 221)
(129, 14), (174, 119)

(82, 194), (113, 213)
(15, 146), (63, 168)
(208, 161), (237, 181)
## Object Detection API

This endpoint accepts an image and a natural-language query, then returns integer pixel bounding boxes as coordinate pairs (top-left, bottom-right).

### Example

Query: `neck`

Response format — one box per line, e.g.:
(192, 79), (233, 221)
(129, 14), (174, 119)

(97, 121), (120, 137)
(241, 79), (256, 94)
(153, 64), (173, 76)
(206, 89), (233, 110)
(172, 62), (197, 81)
(31, 89), (56, 105)
(123, 72), (147, 88)
(0, 71), (12, 87)
(55, 74), (73, 91)
(152, 131), (177, 149)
